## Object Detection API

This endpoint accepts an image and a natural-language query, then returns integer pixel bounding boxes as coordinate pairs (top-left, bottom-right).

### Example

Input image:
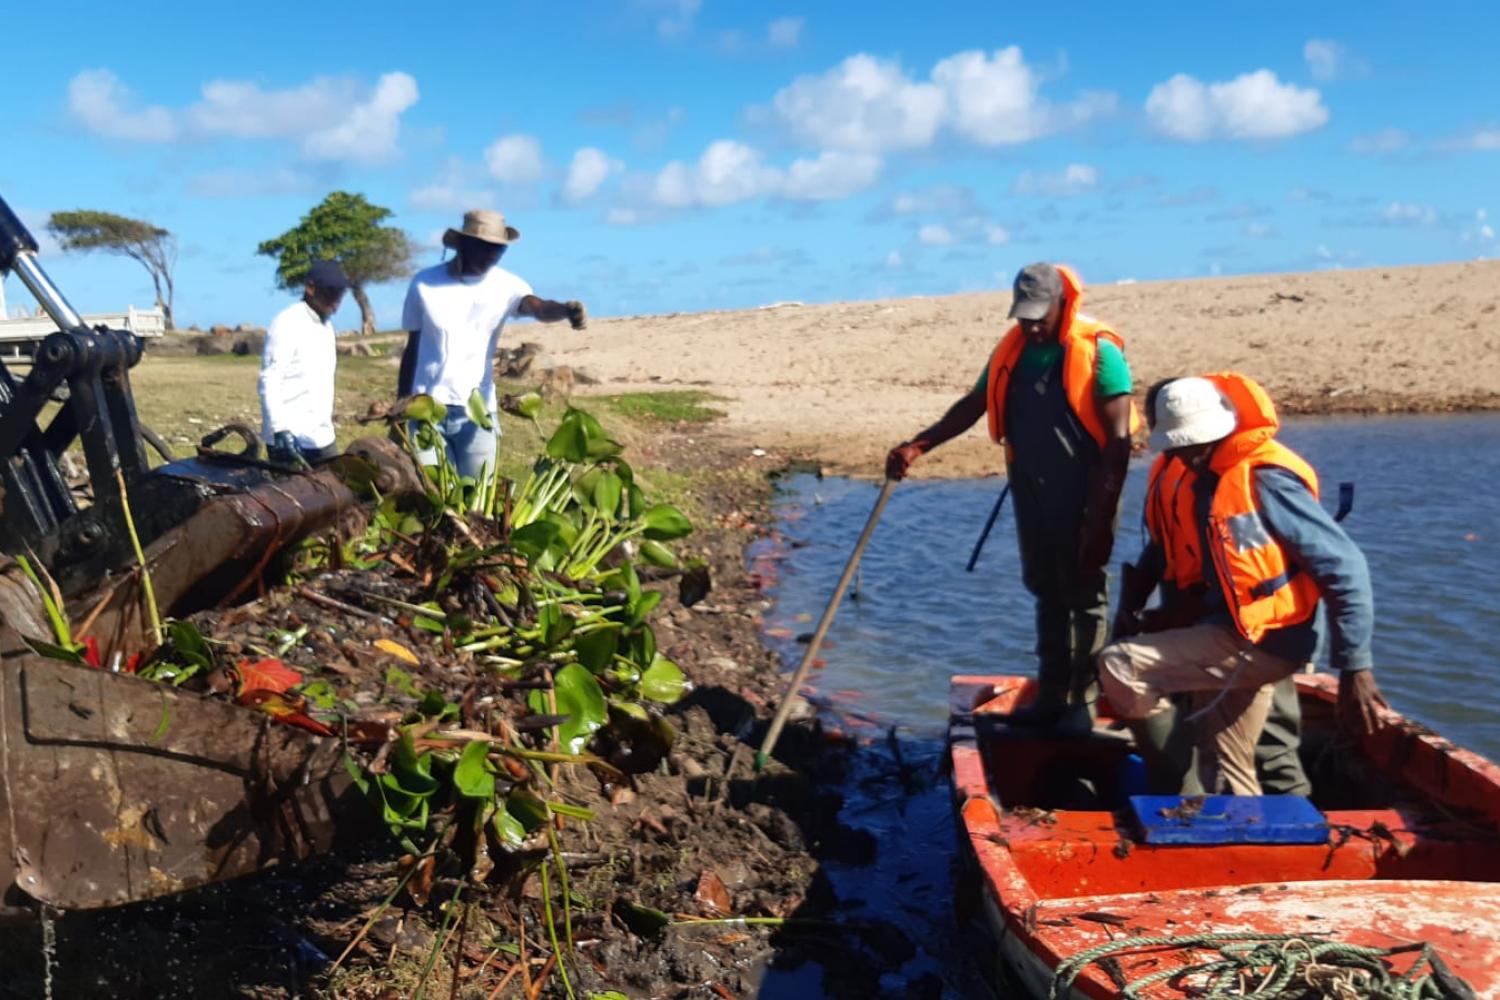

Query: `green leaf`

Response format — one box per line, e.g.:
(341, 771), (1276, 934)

(466, 388), (495, 431)
(553, 663), (608, 754)
(492, 801), (527, 847)
(616, 900), (671, 938)
(505, 787), (550, 833)
(592, 471), (624, 520)
(629, 625), (657, 669)
(298, 680), (338, 710)
(510, 521), (562, 561)
(546, 800), (597, 821)
(453, 741), (496, 800)
(641, 655), (688, 704)
(515, 392), (543, 419)
(573, 629), (619, 673)
(641, 503), (693, 540)
(639, 539), (679, 569)
(538, 603), (576, 649)
(628, 589), (664, 627)
(21, 636), (85, 664)
(403, 394), (446, 425)
(545, 414), (589, 462)
(385, 666), (420, 698)
(417, 689), (459, 720)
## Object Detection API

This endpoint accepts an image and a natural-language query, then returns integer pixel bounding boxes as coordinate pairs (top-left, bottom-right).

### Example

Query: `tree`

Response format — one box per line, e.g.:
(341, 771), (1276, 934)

(48, 210), (178, 328)
(257, 192), (415, 336)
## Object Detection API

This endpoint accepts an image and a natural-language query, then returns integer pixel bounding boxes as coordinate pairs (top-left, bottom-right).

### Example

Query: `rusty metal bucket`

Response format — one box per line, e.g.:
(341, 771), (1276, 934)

(0, 439), (422, 915)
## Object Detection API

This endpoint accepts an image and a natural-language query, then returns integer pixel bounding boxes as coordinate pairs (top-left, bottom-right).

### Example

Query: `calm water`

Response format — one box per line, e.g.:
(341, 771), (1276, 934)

(761, 413), (1500, 757)
(753, 413), (1500, 998)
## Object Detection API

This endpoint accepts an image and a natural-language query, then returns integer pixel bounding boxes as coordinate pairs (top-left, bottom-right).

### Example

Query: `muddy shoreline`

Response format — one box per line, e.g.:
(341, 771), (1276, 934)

(0, 419), (925, 1000)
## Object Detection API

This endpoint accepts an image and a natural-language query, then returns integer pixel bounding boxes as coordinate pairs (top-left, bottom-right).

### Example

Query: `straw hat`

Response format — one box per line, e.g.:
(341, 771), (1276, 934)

(1149, 377), (1237, 451)
(442, 209), (520, 248)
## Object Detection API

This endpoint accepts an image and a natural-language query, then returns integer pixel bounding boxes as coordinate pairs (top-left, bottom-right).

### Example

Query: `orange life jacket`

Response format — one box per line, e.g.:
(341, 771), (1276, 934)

(1198, 372), (1323, 644)
(984, 264), (1140, 450)
(1144, 453), (1203, 589)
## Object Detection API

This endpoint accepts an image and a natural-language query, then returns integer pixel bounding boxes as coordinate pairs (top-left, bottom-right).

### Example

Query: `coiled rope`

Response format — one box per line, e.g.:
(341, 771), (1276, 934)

(1048, 931), (1478, 1000)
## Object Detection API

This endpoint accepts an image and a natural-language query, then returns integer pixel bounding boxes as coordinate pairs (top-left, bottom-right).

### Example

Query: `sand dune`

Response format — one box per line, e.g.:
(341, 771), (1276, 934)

(544, 260), (1500, 478)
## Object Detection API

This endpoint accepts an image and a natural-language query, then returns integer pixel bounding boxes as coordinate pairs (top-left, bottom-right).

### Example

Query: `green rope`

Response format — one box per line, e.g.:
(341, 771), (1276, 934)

(1048, 931), (1476, 1000)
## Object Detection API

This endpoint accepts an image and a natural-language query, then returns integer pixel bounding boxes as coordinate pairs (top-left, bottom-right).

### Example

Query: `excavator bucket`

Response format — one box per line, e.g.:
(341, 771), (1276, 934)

(0, 194), (424, 915)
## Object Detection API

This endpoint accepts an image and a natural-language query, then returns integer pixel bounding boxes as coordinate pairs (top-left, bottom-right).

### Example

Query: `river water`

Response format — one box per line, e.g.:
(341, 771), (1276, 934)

(754, 413), (1500, 997)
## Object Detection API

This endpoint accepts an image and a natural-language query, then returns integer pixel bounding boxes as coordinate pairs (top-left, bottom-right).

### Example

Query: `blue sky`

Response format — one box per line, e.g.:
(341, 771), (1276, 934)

(2, 1), (1496, 329)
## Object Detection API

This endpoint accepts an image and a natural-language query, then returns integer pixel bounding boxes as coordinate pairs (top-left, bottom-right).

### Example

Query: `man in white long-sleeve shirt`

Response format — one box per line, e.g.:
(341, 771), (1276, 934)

(259, 260), (349, 465)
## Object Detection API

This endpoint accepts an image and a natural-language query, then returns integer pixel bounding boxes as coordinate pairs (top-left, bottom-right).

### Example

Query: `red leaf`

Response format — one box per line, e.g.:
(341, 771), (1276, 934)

(82, 637), (101, 669)
(235, 657), (302, 700)
(238, 689), (334, 736)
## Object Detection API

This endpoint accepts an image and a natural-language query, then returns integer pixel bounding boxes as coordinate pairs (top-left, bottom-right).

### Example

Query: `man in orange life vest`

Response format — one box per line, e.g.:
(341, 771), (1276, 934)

(888, 263), (1137, 730)
(1098, 374), (1387, 796)
(1110, 377), (1309, 795)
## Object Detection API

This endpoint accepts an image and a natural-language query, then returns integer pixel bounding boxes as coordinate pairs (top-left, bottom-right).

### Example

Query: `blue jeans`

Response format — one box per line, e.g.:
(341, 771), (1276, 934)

(413, 404), (498, 480)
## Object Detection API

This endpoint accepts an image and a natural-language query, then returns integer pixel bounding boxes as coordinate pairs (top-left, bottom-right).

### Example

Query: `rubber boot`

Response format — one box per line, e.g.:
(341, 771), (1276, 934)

(1128, 705), (1195, 794)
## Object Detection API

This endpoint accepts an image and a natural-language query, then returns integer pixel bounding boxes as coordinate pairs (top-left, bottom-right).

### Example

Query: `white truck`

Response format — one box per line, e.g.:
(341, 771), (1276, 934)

(0, 279), (166, 359)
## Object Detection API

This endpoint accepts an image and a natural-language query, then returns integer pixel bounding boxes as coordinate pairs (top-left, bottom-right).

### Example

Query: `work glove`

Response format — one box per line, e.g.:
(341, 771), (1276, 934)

(885, 441), (925, 481)
(565, 300), (588, 330)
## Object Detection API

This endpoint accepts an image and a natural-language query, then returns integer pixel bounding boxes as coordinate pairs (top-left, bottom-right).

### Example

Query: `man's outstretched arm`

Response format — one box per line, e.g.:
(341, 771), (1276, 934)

(885, 385), (987, 480)
(516, 295), (587, 329)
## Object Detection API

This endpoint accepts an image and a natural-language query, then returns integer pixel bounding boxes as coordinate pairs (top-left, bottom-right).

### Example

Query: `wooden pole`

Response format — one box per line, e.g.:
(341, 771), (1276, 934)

(755, 478), (896, 770)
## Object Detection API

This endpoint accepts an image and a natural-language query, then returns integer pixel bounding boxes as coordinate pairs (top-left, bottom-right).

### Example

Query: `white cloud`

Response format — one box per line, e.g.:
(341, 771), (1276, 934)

(1350, 127), (1410, 154)
(646, 142), (880, 208)
(985, 225), (1010, 245)
(1146, 70), (1327, 142)
(657, 0), (700, 39)
(1244, 221), (1275, 238)
(917, 223), (955, 246)
(766, 47), (1112, 153)
(562, 147), (624, 204)
(767, 16), (804, 48)
(300, 72), (419, 164)
(652, 140), (782, 207)
(484, 134), (547, 184)
(1012, 163), (1099, 197)
(781, 150), (881, 200)
(410, 157), (497, 213)
(67, 69), (177, 142)
(1381, 201), (1437, 226)
(884, 250), (904, 269)
(66, 68), (419, 163)
(770, 54), (944, 153)
(1304, 40), (1343, 81)
(1455, 127), (1500, 151)
(932, 48), (1114, 146)
(606, 208), (644, 226)
(880, 184), (978, 218)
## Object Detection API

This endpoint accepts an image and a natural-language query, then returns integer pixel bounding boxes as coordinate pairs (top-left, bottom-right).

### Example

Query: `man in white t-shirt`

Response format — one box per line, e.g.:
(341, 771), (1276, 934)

(259, 259), (349, 466)
(398, 209), (587, 478)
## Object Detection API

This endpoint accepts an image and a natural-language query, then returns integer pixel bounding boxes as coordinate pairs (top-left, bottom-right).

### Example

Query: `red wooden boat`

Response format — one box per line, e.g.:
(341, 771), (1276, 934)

(949, 673), (1500, 998)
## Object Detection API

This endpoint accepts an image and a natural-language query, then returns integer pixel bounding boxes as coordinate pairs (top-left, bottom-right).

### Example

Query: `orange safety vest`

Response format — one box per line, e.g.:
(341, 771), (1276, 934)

(1144, 453), (1203, 589)
(1198, 372), (1323, 644)
(984, 264), (1140, 450)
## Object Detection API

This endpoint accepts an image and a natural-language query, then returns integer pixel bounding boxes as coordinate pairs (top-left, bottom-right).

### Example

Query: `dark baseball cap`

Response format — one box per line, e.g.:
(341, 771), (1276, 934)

(1007, 262), (1063, 320)
(306, 260), (350, 290)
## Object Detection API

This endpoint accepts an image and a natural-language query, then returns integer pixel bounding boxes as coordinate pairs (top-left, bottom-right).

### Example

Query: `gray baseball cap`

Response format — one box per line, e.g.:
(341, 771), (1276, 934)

(1007, 262), (1063, 320)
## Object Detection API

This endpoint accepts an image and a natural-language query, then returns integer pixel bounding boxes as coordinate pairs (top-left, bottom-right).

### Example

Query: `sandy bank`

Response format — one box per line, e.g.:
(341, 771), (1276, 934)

(544, 260), (1500, 478)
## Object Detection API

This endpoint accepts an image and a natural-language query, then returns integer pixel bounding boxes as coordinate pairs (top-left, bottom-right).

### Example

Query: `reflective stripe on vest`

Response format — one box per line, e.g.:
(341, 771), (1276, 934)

(1206, 439), (1323, 644)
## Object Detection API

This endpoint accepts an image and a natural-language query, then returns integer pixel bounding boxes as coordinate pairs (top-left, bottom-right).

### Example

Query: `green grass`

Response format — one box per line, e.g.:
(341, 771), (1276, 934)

(595, 391), (726, 424)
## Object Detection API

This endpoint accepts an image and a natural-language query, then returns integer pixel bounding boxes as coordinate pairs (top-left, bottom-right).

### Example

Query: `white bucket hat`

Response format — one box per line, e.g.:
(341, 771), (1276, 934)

(1149, 377), (1237, 451)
